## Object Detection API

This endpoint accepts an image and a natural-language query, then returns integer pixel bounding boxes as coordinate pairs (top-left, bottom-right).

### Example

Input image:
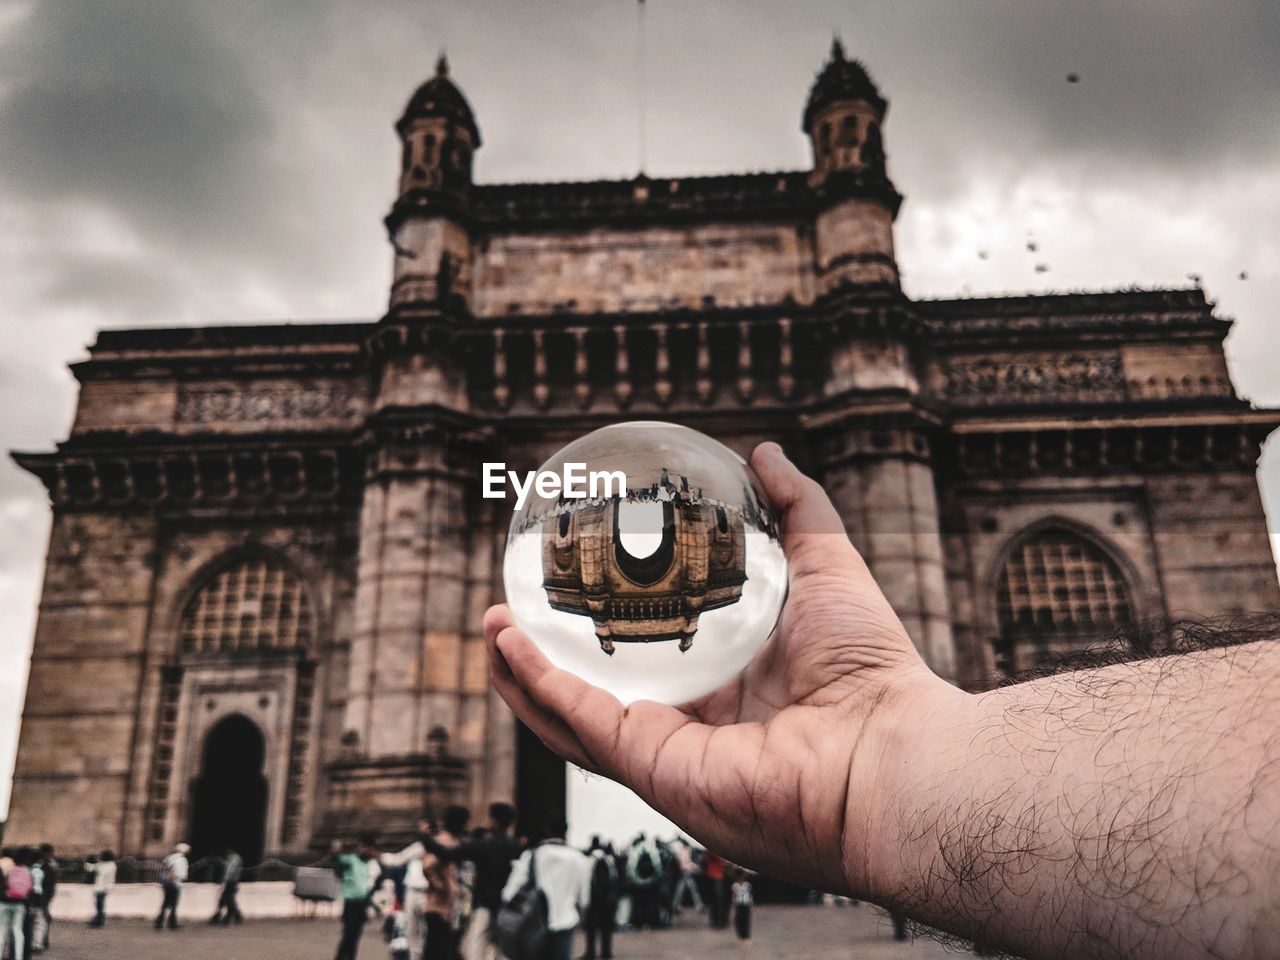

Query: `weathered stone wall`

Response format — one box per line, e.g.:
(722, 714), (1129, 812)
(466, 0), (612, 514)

(1144, 471), (1280, 616)
(6, 511), (157, 850)
(813, 198), (897, 291)
(472, 221), (815, 316)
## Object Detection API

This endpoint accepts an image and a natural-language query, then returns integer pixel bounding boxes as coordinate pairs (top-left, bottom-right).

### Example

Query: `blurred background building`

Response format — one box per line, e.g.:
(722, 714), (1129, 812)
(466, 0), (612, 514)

(7, 43), (1277, 861)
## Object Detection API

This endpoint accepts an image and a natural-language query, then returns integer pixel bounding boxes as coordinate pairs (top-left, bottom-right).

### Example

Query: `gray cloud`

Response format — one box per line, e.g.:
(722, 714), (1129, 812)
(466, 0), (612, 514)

(0, 0), (1277, 818)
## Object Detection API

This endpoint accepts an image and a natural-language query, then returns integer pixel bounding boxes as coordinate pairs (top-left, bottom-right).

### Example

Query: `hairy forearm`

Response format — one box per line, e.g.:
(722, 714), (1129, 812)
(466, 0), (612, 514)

(866, 640), (1280, 960)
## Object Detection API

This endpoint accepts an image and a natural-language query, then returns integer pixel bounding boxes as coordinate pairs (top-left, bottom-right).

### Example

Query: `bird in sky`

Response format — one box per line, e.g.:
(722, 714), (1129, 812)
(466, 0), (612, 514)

(1034, 263), (1050, 274)
(977, 250), (990, 260)
(1067, 72), (1081, 84)
(1026, 240), (1038, 253)
(1239, 270), (1249, 280)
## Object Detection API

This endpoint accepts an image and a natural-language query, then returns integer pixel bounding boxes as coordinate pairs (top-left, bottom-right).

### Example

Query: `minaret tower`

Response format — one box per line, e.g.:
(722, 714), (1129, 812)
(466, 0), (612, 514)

(803, 38), (901, 292)
(334, 57), (494, 842)
(385, 54), (481, 313)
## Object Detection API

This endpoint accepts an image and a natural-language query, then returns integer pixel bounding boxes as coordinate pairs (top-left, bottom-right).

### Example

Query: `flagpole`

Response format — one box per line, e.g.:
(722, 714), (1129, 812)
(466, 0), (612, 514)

(636, 0), (647, 175)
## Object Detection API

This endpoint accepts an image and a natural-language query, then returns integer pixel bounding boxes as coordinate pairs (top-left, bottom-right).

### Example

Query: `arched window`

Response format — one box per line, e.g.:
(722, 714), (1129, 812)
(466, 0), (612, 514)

(995, 528), (1133, 673)
(180, 555), (313, 654)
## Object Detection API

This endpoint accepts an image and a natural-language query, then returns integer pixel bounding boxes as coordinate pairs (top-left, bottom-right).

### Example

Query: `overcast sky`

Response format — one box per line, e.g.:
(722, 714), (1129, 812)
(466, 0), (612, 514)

(1, 0), (1278, 836)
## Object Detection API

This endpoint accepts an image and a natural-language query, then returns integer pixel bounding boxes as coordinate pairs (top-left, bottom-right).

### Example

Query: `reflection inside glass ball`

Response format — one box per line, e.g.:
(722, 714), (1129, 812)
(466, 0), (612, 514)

(504, 422), (787, 706)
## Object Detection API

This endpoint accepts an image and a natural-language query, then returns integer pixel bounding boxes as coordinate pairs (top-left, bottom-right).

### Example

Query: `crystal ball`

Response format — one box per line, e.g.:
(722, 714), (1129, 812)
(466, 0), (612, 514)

(503, 422), (787, 706)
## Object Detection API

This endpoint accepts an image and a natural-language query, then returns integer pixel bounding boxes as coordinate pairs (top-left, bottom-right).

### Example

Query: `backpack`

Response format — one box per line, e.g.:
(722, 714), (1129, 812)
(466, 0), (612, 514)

(634, 849), (656, 882)
(494, 847), (549, 960)
(589, 855), (617, 906)
(4, 866), (33, 901)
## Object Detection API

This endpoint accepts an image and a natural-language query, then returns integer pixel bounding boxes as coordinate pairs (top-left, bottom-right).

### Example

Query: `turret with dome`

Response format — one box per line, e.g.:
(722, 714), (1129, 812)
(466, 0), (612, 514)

(802, 38), (901, 293)
(386, 54), (480, 314)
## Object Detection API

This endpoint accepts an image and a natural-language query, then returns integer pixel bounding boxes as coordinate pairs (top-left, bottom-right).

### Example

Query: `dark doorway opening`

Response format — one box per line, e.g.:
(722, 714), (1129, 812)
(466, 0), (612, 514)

(515, 720), (565, 840)
(189, 714), (268, 867)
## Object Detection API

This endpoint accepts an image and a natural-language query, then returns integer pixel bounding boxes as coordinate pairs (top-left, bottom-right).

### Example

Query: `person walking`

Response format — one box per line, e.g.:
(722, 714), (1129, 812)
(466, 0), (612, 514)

(730, 870), (752, 946)
(154, 842), (189, 930)
(421, 802), (522, 960)
(34, 846), (57, 953)
(581, 839), (618, 960)
(670, 839), (704, 914)
(0, 848), (33, 960)
(209, 848), (244, 925)
(85, 852), (117, 929)
(331, 835), (379, 960)
(501, 821), (590, 960)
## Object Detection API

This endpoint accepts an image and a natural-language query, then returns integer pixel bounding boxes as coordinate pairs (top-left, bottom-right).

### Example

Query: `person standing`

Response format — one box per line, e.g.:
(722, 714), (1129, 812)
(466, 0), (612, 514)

(331, 835), (379, 960)
(0, 848), (33, 960)
(85, 852), (117, 929)
(153, 842), (189, 930)
(730, 870), (752, 945)
(210, 848), (244, 925)
(421, 802), (521, 960)
(501, 821), (590, 960)
(381, 828), (433, 960)
(702, 850), (728, 929)
(34, 846), (57, 953)
(624, 834), (662, 930)
(24, 849), (43, 959)
(582, 839), (618, 960)
(420, 806), (468, 960)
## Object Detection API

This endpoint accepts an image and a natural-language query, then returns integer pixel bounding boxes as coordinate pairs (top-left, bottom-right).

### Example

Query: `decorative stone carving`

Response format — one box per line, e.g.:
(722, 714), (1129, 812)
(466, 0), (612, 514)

(946, 353), (1125, 405)
(177, 385), (359, 425)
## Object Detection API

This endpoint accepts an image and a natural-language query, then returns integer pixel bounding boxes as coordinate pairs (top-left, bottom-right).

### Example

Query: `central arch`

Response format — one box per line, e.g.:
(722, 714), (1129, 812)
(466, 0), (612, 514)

(189, 714), (269, 866)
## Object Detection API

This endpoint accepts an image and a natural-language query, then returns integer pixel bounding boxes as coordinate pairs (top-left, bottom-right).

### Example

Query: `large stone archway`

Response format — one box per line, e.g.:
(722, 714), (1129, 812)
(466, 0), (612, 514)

(189, 713), (269, 866)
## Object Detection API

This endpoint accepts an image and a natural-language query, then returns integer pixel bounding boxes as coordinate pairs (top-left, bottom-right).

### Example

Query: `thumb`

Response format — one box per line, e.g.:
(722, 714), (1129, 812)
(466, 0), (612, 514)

(750, 442), (871, 582)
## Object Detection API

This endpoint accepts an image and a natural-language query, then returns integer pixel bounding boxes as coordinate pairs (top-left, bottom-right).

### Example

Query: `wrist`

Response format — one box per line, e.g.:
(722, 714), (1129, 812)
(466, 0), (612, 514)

(841, 666), (977, 903)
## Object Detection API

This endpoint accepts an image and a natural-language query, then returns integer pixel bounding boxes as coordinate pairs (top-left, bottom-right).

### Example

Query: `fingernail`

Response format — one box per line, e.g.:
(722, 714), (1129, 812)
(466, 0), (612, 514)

(759, 441), (789, 463)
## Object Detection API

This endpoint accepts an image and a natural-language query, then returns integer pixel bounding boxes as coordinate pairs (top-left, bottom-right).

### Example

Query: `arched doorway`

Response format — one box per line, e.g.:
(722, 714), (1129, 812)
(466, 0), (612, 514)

(189, 714), (268, 866)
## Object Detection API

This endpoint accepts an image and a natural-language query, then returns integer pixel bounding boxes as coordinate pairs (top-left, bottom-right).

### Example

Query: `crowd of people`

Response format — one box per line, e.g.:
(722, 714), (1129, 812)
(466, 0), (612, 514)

(323, 805), (758, 960)
(0, 844), (59, 958)
(0, 812), (769, 960)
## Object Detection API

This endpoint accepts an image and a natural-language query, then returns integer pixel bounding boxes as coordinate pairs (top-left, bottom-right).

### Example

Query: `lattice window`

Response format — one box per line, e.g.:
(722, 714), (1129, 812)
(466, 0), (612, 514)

(180, 556), (313, 654)
(282, 663), (316, 844)
(145, 669), (182, 842)
(996, 529), (1133, 671)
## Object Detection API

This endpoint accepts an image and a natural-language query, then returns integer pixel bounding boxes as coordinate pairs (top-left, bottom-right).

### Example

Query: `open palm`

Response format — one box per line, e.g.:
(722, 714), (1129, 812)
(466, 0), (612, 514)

(485, 442), (948, 896)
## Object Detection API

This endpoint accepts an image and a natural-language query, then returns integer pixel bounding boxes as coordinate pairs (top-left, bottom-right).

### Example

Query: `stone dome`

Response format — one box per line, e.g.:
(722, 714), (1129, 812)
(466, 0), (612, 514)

(398, 54), (481, 145)
(802, 38), (887, 130)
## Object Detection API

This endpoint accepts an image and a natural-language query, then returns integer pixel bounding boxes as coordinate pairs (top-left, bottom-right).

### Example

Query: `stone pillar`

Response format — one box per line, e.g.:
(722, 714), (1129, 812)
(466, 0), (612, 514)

(328, 320), (490, 843)
(810, 422), (956, 681)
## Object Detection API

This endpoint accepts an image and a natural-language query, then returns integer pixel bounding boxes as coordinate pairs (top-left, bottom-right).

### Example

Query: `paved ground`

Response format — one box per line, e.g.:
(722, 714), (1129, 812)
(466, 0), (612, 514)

(44, 904), (971, 960)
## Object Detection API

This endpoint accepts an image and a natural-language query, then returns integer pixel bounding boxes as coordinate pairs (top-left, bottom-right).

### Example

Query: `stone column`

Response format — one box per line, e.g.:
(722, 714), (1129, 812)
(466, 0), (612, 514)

(810, 421), (956, 681)
(327, 320), (487, 843)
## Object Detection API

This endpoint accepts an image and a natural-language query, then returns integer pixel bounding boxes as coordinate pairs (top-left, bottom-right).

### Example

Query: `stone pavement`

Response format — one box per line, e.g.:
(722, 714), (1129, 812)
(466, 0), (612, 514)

(43, 903), (971, 960)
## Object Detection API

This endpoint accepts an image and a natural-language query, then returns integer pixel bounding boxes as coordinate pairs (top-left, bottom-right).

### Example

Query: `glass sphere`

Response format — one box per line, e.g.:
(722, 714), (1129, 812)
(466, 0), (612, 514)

(503, 422), (787, 706)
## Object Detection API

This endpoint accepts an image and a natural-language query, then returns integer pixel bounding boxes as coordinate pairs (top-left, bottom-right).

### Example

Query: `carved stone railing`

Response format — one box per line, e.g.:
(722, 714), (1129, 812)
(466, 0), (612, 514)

(464, 312), (817, 414)
(13, 445), (362, 508)
(949, 422), (1271, 478)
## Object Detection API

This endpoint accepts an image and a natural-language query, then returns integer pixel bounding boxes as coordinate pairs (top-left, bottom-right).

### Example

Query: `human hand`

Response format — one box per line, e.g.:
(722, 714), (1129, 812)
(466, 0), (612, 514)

(485, 442), (965, 896)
